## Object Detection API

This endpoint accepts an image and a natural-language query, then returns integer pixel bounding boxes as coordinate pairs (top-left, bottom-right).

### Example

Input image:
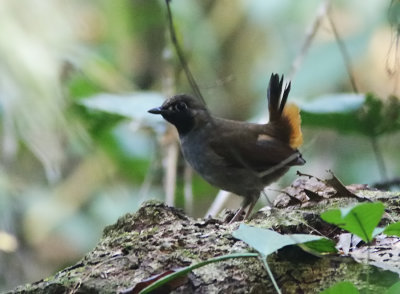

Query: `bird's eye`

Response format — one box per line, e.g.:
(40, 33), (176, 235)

(175, 102), (187, 111)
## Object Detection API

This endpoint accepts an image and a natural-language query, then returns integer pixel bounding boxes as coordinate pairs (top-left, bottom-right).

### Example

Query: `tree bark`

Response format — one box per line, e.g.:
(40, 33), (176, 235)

(7, 177), (400, 293)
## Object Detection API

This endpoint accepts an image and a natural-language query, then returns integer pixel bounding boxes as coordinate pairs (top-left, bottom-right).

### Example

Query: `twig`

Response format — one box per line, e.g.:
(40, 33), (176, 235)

(165, 0), (206, 105)
(288, 0), (331, 81)
(327, 12), (359, 93)
(296, 170), (325, 182)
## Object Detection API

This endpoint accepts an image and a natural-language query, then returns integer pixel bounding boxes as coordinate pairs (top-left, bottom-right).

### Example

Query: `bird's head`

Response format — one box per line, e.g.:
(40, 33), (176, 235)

(148, 94), (209, 135)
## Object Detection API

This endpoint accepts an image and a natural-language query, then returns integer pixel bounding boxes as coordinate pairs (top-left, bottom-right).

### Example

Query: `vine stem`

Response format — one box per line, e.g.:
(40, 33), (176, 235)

(259, 255), (282, 294)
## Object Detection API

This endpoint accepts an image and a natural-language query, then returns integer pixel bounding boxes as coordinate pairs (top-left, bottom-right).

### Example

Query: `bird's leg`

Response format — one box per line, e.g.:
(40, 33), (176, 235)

(244, 199), (258, 220)
(228, 196), (258, 224)
(229, 206), (246, 224)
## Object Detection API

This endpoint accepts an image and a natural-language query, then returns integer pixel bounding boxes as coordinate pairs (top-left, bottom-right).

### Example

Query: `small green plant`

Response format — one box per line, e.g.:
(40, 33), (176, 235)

(320, 202), (385, 243)
(320, 202), (400, 293)
(320, 201), (400, 242)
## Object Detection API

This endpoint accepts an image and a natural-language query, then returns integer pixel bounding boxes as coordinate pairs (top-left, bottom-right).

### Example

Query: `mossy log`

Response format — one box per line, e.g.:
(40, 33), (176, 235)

(7, 177), (400, 293)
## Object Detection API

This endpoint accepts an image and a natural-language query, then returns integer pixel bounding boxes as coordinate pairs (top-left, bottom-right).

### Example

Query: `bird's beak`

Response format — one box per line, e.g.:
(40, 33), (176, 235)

(148, 107), (163, 114)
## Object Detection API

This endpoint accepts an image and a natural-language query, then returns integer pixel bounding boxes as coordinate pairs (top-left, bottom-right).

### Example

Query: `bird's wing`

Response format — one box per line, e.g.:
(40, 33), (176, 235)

(209, 119), (303, 172)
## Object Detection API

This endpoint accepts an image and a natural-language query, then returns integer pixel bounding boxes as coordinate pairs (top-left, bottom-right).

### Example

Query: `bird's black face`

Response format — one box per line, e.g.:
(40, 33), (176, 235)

(148, 94), (207, 135)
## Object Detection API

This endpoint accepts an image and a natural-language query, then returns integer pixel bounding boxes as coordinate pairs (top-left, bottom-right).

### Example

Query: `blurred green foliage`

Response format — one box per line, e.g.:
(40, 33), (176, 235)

(301, 93), (400, 136)
(0, 0), (399, 291)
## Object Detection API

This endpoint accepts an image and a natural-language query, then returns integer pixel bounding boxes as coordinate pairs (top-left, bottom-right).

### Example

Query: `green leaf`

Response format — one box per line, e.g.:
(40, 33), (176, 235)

(320, 202), (385, 243)
(385, 281), (400, 294)
(68, 74), (102, 99)
(301, 93), (400, 137)
(383, 222), (400, 237)
(301, 94), (366, 134)
(79, 91), (165, 122)
(320, 281), (359, 294)
(232, 224), (324, 256)
(300, 238), (337, 254)
(301, 94), (365, 113)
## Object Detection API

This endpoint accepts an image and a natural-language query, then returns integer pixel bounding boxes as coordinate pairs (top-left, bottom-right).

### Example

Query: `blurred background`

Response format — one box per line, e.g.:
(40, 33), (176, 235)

(0, 0), (399, 291)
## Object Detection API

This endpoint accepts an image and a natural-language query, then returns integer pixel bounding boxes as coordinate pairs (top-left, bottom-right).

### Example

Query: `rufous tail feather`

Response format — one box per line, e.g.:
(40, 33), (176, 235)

(282, 103), (303, 149)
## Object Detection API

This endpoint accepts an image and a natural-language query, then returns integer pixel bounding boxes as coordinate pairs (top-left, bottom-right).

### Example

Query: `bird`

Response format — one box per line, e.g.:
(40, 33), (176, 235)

(148, 73), (305, 222)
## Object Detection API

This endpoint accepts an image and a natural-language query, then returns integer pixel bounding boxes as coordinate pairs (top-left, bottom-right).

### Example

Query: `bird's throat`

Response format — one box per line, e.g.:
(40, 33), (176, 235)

(164, 113), (195, 135)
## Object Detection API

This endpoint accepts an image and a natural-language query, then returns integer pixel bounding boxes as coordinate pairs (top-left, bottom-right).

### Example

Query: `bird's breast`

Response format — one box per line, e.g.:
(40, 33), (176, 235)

(180, 128), (221, 178)
(179, 128), (265, 196)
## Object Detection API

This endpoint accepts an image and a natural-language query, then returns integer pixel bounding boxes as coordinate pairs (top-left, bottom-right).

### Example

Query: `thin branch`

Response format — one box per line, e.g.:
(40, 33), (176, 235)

(165, 0), (206, 105)
(288, 0), (331, 81)
(327, 12), (359, 93)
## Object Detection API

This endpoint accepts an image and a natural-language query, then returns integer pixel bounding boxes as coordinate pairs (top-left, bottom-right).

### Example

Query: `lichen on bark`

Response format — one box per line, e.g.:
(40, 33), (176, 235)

(7, 178), (400, 294)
